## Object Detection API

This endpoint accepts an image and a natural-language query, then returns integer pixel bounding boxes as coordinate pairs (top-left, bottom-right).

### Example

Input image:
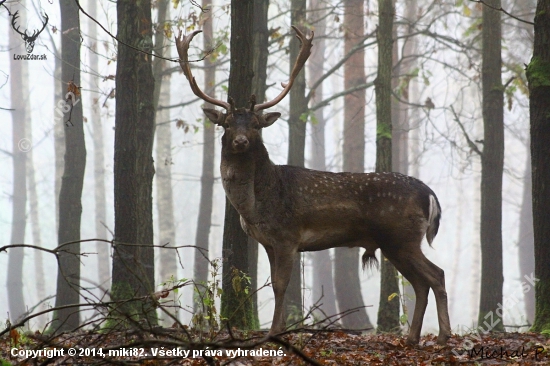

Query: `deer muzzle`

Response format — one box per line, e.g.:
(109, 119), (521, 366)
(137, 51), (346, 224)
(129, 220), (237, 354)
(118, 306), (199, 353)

(232, 135), (249, 152)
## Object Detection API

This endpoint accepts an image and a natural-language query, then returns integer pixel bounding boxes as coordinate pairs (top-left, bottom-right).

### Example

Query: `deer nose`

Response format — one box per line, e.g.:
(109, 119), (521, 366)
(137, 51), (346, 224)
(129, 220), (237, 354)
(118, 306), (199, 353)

(232, 135), (249, 149)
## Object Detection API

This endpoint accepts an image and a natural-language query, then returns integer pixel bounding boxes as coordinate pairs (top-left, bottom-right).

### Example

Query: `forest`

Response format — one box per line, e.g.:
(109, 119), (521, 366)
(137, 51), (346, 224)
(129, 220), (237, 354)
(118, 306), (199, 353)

(0, 0), (549, 364)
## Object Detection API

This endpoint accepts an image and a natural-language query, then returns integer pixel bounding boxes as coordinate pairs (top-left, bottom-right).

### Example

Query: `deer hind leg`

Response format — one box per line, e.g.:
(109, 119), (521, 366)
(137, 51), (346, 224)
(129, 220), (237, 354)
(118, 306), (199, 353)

(264, 245), (296, 335)
(423, 258), (451, 344)
(384, 247), (450, 345)
(385, 249), (429, 345)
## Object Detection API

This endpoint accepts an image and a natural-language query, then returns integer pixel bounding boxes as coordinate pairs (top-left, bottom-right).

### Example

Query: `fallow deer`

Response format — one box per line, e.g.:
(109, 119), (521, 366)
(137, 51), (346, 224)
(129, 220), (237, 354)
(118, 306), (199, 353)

(176, 26), (451, 345)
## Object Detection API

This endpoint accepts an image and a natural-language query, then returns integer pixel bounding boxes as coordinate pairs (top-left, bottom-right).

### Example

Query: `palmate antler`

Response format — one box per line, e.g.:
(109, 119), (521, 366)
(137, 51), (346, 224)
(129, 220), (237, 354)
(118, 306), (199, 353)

(175, 30), (231, 111)
(175, 26), (313, 113)
(11, 9), (49, 53)
(253, 26), (313, 111)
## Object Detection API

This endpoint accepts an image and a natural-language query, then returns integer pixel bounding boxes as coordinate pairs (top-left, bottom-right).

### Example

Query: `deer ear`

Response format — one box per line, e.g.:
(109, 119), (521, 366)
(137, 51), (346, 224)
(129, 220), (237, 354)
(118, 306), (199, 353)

(203, 108), (226, 126)
(259, 112), (281, 128)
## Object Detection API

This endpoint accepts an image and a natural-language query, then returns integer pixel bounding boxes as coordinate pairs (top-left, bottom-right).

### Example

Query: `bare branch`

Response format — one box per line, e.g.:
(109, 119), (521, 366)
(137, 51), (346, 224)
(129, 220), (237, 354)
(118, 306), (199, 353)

(451, 105), (483, 157)
(306, 30), (377, 104)
(469, 0), (534, 25)
(310, 81), (375, 111)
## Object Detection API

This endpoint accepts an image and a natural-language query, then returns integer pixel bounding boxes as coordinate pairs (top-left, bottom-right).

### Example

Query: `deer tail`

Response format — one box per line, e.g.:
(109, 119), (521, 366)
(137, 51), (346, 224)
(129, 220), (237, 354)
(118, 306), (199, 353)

(426, 194), (441, 246)
(361, 251), (379, 271)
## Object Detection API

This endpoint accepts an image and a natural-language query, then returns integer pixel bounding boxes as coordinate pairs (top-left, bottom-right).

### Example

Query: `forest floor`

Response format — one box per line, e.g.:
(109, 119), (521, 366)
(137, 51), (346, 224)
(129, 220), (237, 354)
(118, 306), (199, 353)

(1, 327), (549, 365)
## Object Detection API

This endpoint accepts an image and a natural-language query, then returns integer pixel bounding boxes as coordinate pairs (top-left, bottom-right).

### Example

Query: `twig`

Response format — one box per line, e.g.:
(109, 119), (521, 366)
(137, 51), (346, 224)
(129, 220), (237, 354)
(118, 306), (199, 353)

(503, 76), (516, 89)
(451, 105), (483, 157)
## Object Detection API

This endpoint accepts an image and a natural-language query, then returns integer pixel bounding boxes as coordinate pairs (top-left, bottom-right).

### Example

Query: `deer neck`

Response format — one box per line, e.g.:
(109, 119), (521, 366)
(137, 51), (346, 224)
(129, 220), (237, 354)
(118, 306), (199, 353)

(220, 144), (275, 223)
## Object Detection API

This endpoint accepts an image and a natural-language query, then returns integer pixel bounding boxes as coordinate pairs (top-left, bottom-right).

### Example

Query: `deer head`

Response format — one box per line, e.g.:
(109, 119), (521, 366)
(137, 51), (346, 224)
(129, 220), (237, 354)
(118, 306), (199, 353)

(202, 97), (280, 155)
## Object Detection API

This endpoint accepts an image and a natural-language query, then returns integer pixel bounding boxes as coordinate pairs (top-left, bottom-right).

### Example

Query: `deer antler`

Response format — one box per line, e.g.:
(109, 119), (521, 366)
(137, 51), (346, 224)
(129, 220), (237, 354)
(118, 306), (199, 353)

(175, 30), (231, 111)
(11, 11), (27, 40)
(254, 25), (314, 111)
(11, 10), (49, 53)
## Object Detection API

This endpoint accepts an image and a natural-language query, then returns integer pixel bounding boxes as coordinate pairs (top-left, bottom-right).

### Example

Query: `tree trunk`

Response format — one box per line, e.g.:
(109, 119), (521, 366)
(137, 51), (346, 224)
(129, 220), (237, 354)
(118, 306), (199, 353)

(284, 0), (307, 324)
(28, 145), (46, 322)
(24, 39), (46, 320)
(193, 0), (216, 320)
(7, 10), (28, 323)
(375, 0), (400, 333)
(334, 0), (372, 330)
(478, 0), (504, 332)
(89, 0), (110, 295)
(518, 151), (535, 324)
(246, 0), (271, 328)
(396, 0), (418, 324)
(52, 0), (86, 333)
(220, 0), (256, 330)
(391, 22), (405, 176)
(308, 0), (338, 320)
(527, 0), (550, 335)
(516, 0), (536, 327)
(54, 59), (65, 234)
(111, 0), (156, 324)
(152, 0), (177, 324)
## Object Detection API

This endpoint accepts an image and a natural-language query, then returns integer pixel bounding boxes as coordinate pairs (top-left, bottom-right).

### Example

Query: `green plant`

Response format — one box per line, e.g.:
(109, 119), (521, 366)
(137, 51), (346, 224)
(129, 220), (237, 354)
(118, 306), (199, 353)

(192, 258), (225, 339)
(388, 274), (415, 328)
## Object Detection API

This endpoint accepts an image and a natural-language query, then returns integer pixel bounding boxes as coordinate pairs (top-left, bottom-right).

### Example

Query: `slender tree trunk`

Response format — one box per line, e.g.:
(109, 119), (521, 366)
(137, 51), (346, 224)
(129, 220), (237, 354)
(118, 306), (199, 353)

(54, 60), (65, 233)
(24, 47), (46, 319)
(89, 0), (110, 294)
(111, 0), (156, 324)
(193, 0), (216, 316)
(7, 10), (27, 323)
(478, 0), (504, 331)
(220, 0), (256, 329)
(284, 0), (307, 324)
(391, 22), (404, 175)
(247, 0), (271, 328)
(308, 0), (338, 320)
(528, 0), (550, 335)
(389, 7), (409, 329)
(397, 0), (418, 323)
(152, 0), (177, 323)
(471, 160), (482, 322)
(334, 0), (372, 330)
(518, 151), (535, 323)
(28, 149), (46, 321)
(52, 0), (86, 333)
(376, 0), (400, 333)
(449, 183), (463, 319)
(515, 0), (536, 326)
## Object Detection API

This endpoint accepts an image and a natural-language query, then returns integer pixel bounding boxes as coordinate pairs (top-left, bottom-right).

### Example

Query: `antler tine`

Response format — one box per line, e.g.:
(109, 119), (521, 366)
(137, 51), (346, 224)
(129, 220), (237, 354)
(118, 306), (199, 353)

(254, 25), (314, 112)
(175, 30), (230, 111)
(37, 13), (49, 37)
(11, 10), (24, 36)
(249, 94), (256, 111)
(228, 96), (236, 114)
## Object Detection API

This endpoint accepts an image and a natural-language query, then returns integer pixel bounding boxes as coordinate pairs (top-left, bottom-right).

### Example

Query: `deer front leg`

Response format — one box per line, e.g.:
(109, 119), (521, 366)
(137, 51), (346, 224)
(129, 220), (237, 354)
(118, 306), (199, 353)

(265, 245), (296, 335)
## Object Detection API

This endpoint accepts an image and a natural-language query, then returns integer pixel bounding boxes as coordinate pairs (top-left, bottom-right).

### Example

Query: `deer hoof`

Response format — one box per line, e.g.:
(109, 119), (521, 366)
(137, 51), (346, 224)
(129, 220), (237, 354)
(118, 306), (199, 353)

(437, 333), (450, 345)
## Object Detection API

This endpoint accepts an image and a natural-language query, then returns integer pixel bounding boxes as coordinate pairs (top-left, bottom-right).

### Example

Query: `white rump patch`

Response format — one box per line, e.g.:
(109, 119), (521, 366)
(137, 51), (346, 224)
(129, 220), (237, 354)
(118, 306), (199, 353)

(428, 194), (438, 226)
